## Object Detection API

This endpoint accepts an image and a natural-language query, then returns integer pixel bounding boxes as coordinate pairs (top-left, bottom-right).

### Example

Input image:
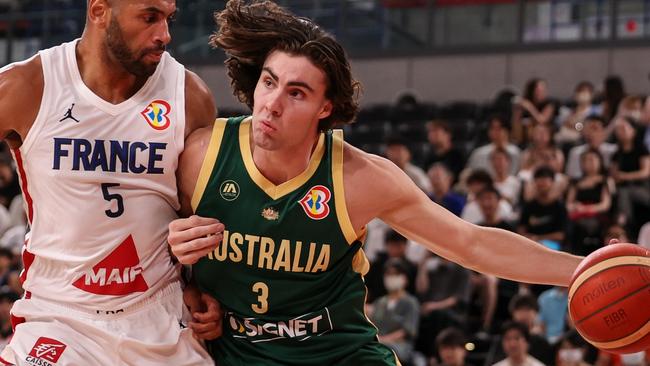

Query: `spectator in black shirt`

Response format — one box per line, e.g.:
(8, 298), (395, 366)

(518, 166), (568, 250)
(610, 116), (650, 228)
(566, 148), (612, 255)
(425, 119), (466, 180)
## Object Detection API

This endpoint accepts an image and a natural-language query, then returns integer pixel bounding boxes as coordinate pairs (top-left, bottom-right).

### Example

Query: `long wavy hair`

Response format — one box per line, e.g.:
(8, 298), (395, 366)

(209, 0), (361, 131)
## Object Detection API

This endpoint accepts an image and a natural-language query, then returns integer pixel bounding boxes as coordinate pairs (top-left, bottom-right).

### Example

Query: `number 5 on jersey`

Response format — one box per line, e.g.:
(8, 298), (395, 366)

(252, 282), (268, 314)
(101, 183), (124, 218)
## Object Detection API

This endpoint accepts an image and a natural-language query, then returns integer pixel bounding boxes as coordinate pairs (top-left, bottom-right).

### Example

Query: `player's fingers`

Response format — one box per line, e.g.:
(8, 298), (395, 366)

(190, 321), (223, 340)
(170, 235), (222, 262)
(169, 222), (224, 245)
(174, 245), (221, 265)
(170, 215), (221, 230)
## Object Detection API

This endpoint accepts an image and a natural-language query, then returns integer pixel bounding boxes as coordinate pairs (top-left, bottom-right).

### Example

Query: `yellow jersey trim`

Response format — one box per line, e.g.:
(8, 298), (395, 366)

(332, 130), (365, 245)
(191, 118), (227, 213)
(239, 119), (325, 200)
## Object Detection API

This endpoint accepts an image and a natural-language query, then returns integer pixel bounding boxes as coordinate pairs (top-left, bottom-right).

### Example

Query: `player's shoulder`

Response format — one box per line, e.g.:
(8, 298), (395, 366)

(342, 141), (401, 178)
(0, 55), (43, 100)
(184, 69), (216, 137)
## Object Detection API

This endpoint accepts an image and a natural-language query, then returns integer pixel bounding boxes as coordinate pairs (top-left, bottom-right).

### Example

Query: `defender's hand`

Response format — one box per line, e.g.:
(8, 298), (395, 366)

(169, 215), (224, 264)
(183, 286), (223, 340)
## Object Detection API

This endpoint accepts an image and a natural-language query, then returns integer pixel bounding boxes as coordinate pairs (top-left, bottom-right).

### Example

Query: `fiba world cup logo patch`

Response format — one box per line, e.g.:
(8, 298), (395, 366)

(298, 185), (331, 220)
(141, 100), (171, 130)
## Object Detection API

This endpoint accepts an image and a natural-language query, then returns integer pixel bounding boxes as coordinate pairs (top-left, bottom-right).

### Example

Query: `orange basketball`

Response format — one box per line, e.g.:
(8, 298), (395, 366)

(568, 243), (650, 354)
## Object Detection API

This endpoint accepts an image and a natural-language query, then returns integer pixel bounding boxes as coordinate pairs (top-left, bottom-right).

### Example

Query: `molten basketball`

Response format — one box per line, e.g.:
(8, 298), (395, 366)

(568, 243), (650, 354)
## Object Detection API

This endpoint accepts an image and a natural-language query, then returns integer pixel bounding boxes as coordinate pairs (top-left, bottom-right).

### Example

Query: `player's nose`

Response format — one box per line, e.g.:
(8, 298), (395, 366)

(153, 21), (172, 45)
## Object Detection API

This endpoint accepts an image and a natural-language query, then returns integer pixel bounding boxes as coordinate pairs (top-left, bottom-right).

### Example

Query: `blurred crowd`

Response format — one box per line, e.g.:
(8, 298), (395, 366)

(361, 76), (650, 366)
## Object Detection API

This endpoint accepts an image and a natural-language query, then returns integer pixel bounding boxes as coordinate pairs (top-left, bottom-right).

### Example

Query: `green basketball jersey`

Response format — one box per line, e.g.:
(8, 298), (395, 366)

(191, 117), (400, 365)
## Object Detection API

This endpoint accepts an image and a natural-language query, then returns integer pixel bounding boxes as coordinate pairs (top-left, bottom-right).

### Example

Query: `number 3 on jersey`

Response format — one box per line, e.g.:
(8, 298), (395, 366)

(101, 183), (124, 218)
(252, 282), (269, 314)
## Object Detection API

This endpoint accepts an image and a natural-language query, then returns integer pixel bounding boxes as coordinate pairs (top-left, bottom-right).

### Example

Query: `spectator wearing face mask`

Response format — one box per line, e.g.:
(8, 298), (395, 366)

(369, 258), (420, 365)
(557, 330), (593, 366)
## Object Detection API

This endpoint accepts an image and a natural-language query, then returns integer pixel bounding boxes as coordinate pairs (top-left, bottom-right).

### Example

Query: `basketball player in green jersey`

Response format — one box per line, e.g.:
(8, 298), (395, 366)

(168, 1), (582, 364)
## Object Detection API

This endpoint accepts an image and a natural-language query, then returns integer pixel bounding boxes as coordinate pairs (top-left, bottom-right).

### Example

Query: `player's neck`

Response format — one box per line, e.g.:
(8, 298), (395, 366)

(252, 134), (320, 186)
(76, 38), (148, 104)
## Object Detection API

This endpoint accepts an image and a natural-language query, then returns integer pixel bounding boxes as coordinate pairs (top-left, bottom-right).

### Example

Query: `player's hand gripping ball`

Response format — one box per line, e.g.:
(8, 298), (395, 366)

(568, 243), (650, 354)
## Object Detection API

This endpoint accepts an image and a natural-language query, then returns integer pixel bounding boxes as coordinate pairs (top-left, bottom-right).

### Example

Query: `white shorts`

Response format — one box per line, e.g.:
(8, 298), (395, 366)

(0, 282), (214, 366)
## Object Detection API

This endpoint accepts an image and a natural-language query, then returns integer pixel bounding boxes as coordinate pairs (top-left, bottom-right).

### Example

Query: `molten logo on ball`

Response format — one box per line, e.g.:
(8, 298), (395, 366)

(582, 276), (625, 306)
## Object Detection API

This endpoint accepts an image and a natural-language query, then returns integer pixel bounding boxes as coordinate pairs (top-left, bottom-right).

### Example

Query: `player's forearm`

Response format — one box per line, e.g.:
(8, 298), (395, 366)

(466, 226), (582, 286)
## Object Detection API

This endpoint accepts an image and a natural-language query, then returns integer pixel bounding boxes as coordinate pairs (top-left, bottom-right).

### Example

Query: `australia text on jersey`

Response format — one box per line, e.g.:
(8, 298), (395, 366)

(205, 230), (331, 273)
(52, 138), (167, 174)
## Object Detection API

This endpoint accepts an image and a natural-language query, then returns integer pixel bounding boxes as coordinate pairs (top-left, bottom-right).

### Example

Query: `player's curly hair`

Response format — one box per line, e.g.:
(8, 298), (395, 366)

(209, 0), (361, 130)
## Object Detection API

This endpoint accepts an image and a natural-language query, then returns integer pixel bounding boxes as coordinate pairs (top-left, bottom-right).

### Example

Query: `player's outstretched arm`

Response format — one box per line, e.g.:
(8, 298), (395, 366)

(343, 144), (582, 287)
(0, 56), (43, 147)
(169, 125), (224, 265)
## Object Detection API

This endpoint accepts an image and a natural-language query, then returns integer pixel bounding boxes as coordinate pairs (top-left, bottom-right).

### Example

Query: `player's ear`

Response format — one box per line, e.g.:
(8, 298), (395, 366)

(87, 0), (112, 29)
(317, 100), (332, 120)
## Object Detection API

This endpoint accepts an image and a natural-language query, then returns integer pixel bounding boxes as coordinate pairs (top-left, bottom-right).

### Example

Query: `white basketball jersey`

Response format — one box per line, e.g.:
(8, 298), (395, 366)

(11, 39), (185, 310)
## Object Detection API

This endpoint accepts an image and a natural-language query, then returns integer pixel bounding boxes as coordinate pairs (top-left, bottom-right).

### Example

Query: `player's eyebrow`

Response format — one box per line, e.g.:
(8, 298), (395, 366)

(262, 67), (315, 93)
(142, 6), (177, 18)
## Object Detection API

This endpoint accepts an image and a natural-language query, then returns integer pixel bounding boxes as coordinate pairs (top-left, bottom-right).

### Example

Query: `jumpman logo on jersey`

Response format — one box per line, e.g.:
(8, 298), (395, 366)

(59, 103), (80, 123)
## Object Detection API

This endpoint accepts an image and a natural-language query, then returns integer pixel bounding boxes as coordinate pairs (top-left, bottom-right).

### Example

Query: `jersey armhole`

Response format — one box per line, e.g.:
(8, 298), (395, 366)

(331, 130), (366, 245)
(190, 118), (227, 213)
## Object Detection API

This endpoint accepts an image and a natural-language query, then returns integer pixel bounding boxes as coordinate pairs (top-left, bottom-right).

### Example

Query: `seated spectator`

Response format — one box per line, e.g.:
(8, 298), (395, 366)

(566, 149), (612, 255)
(370, 258), (420, 365)
(555, 81), (601, 148)
(0, 157), (20, 209)
(366, 230), (418, 303)
(477, 186), (515, 231)
(507, 295), (554, 365)
(518, 166), (568, 250)
(512, 78), (556, 145)
(520, 143), (570, 203)
(385, 135), (432, 193)
(610, 116), (650, 229)
(461, 170), (513, 224)
(600, 75), (626, 123)
(428, 163), (466, 217)
(523, 123), (565, 172)
(566, 115), (618, 180)
(466, 116), (521, 176)
(557, 330), (593, 366)
(492, 321), (545, 366)
(425, 119), (466, 180)
(436, 327), (472, 366)
(0, 289), (18, 350)
(490, 148), (521, 207)
(538, 286), (568, 344)
(595, 350), (648, 366)
(415, 253), (471, 358)
(604, 223), (629, 244)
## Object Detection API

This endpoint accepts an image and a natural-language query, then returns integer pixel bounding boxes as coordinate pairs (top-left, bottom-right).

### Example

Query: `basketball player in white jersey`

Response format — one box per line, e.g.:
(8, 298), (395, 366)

(0, 1), (223, 365)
